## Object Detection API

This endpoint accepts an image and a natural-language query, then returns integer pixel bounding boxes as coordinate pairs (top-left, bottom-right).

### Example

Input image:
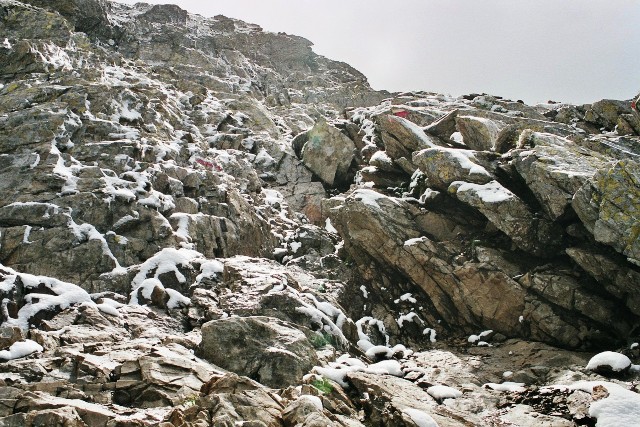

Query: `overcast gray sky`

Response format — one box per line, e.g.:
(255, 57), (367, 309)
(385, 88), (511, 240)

(115, 0), (640, 104)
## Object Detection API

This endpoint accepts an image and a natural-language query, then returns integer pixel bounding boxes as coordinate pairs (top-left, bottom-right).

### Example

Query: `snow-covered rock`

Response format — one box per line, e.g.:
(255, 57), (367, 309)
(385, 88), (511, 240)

(585, 351), (632, 374)
(0, 0), (639, 426)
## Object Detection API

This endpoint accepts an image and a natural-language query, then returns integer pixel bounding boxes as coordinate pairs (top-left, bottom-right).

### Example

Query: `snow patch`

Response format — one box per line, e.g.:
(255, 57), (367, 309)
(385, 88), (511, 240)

(359, 285), (368, 299)
(1, 267), (94, 331)
(484, 382), (526, 393)
(451, 180), (515, 203)
(0, 340), (43, 361)
(427, 385), (462, 400)
(351, 189), (391, 209)
(404, 237), (426, 247)
(402, 407), (439, 427)
(325, 218), (338, 234)
(585, 351), (631, 372)
(568, 381), (640, 427)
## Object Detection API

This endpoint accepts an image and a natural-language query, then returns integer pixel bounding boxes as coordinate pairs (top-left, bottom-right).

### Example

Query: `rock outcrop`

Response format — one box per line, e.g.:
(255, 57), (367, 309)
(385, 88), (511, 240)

(199, 316), (319, 388)
(1, 1), (639, 426)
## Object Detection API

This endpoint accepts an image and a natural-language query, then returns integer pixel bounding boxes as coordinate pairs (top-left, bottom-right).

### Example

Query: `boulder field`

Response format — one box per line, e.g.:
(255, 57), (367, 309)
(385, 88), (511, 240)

(0, 1), (639, 425)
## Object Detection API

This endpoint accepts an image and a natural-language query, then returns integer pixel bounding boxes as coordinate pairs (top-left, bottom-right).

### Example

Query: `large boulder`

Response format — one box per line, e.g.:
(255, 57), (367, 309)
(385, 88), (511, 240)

(424, 109), (458, 140)
(374, 114), (441, 160)
(346, 372), (454, 427)
(455, 115), (506, 152)
(299, 120), (356, 187)
(573, 160), (640, 264)
(0, 1), (73, 41)
(325, 191), (517, 340)
(198, 316), (319, 388)
(282, 395), (334, 427)
(412, 147), (494, 191)
(167, 374), (284, 427)
(584, 99), (635, 131)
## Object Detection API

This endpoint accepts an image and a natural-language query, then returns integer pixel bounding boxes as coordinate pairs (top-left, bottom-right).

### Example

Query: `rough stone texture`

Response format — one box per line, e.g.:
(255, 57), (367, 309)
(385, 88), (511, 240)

(199, 316), (319, 388)
(449, 180), (562, 256)
(21, 0), (111, 38)
(168, 374), (284, 427)
(514, 131), (610, 220)
(327, 189), (617, 349)
(346, 372), (455, 426)
(282, 396), (335, 427)
(412, 147), (494, 191)
(374, 114), (442, 160)
(1, 1), (640, 426)
(300, 120), (356, 187)
(573, 160), (640, 264)
(584, 99), (635, 131)
(455, 115), (505, 152)
(566, 246), (640, 316)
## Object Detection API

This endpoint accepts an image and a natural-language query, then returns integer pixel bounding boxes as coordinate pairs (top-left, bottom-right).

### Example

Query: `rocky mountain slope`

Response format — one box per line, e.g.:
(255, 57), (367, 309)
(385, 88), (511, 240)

(1, 0), (639, 425)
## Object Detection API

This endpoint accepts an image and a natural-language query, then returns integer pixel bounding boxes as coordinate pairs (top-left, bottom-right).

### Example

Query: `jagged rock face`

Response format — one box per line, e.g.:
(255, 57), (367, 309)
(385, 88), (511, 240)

(1, 1), (640, 426)
(573, 159), (640, 263)
(21, 0), (110, 36)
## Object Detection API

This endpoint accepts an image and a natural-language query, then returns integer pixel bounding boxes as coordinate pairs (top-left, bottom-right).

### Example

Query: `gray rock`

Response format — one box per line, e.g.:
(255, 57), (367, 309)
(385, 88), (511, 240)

(0, 326), (23, 350)
(455, 115), (506, 151)
(573, 160), (640, 264)
(566, 246), (640, 315)
(374, 114), (442, 160)
(21, 0), (111, 38)
(300, 120), (356, 187)
(199, 316), (319, 388)
(346, 372), (460, 426)
(169, 373), (284, 427)
(0, 1), (73, 42)
(449, 180), (562, 256)
(282, 396), (335, 427)
(584, 99), (634, 131)
(1, 0), (640, 425)
(519, 270), (631, 346)
(514, 131), (610, 220)
(412, 146), (494, 191)
(424, 109), (458, 140)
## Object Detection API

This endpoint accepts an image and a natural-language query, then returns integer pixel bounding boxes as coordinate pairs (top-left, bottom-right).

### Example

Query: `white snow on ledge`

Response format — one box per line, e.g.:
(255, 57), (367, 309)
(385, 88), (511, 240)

(484, 382), (526, 393)
(451, 180), (515, 203)
(404, 237), (426, 247)
(585, 351), (631, 372)
(427, 385), (462, 400)
(350, 189), (401, 210)
(0, 339), (43, 361)
(1, 265), (94, 331)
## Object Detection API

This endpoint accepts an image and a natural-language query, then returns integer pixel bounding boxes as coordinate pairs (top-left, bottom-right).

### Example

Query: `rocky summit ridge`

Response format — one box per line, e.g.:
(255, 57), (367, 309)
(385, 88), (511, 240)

(0, 0), (639, 425)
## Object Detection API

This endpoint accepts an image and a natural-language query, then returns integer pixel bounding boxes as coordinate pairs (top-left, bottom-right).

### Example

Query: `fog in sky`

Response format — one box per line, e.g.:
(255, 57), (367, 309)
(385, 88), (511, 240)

(115, 0), (640, 105)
